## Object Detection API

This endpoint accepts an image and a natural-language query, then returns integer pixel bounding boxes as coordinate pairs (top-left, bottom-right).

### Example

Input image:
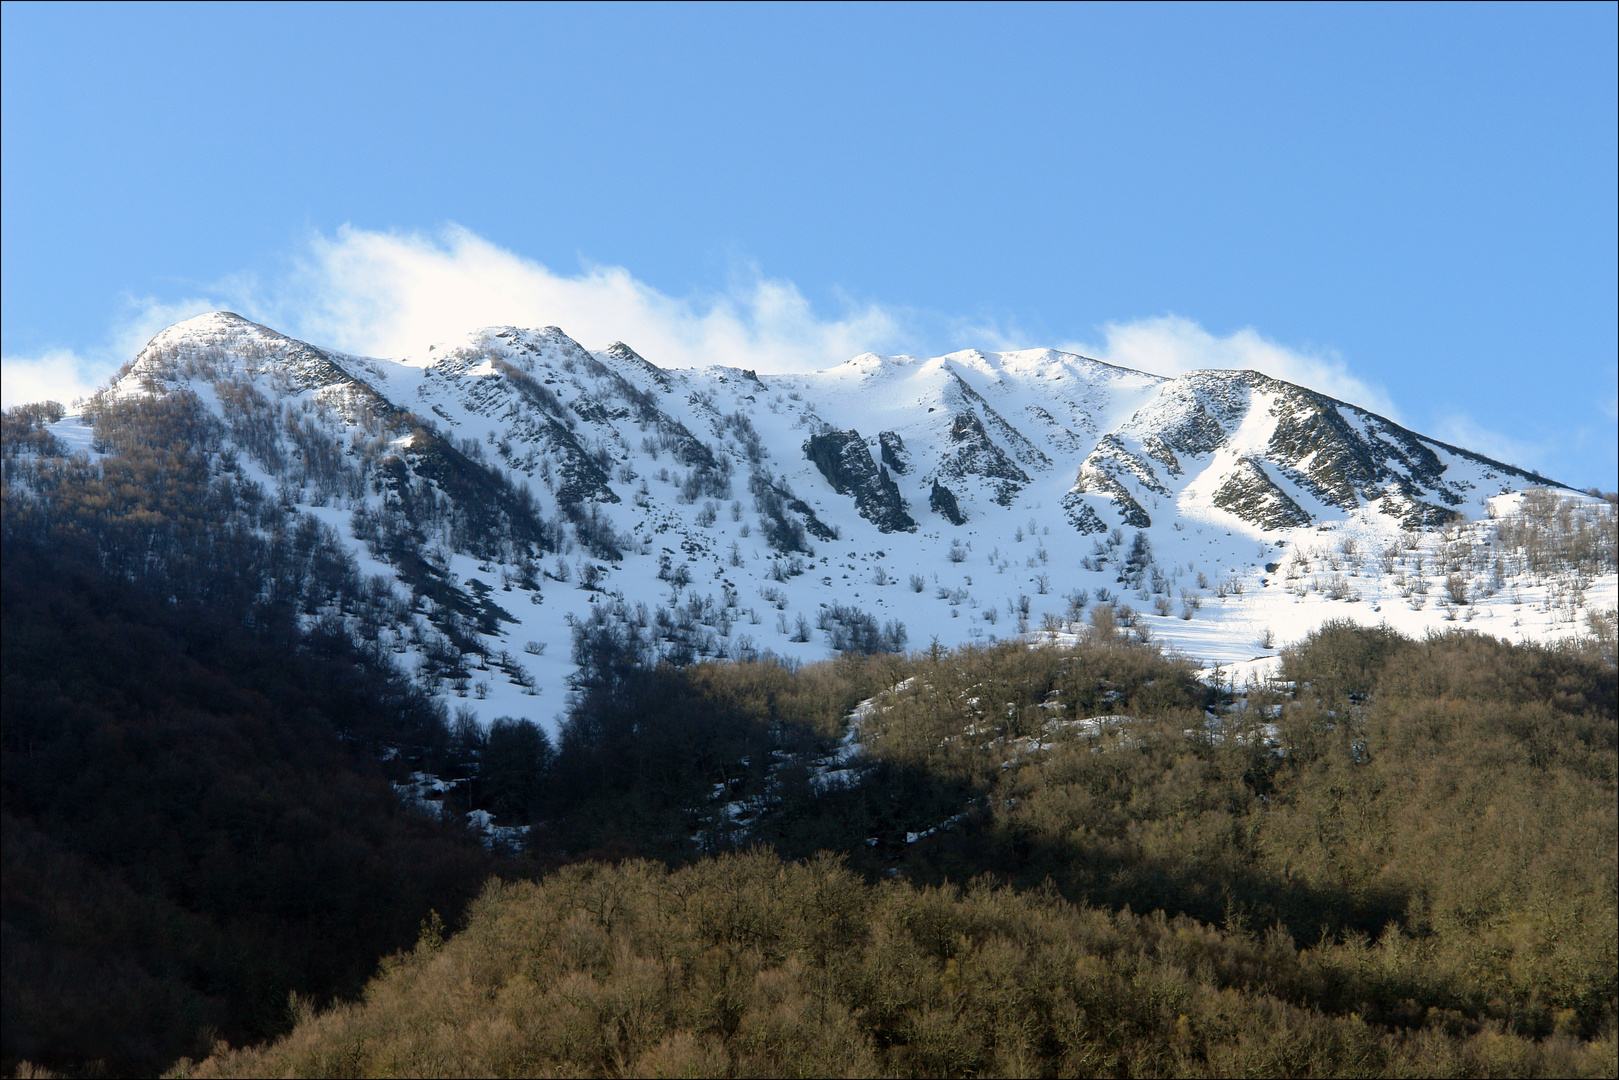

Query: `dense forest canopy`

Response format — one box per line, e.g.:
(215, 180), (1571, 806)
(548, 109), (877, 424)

(179, 619), (1617, 1079)
(2, 396), (1615, 1078)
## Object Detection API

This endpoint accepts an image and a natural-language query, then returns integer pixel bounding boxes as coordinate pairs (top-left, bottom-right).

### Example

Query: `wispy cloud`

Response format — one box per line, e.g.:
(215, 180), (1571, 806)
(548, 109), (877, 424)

(1, 294), (219, 409)
(1062, 314), (1403, 422)
(5, 227), (1409, 454)
(1428, 412), (1547, 474)
(246, 225), (913, 372)
(0, 349), (106, 410)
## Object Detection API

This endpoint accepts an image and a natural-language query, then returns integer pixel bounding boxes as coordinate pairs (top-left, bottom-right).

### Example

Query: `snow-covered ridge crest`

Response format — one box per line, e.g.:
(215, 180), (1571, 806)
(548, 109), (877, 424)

(36, 313), (1613, 730)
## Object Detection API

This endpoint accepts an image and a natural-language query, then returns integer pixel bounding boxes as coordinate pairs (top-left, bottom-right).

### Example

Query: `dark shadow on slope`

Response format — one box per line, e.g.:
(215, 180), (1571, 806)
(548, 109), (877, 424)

(0, 536), (496, 1075)
(542, 628), (1617, 1040)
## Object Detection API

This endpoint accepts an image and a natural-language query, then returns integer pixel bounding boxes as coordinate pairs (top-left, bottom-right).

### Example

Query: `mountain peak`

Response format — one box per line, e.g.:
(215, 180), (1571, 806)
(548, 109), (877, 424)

(51, 311), (1604, 730)
(141, 310), (277, 349)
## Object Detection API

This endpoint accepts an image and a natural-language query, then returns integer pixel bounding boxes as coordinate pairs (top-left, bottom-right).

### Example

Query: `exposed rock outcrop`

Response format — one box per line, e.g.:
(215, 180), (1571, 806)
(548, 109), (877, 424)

(929, 480), (966, 525)
(1212, 458), (1312, 530)
(804, 430), (917, 533)
(937, 412), (1031, 508)
(1069, 436), (1159, 528)
(879, 430), (910, 474)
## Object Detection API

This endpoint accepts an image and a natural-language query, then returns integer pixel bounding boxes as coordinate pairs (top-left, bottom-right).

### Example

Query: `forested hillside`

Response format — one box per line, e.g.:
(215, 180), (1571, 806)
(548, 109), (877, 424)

(0, 530), (499, 1073)
(14, 312), (1611, 742)
(2, 402), (500, 1074)
(181, 622), (1616, 1078)
(3, 383), (1615, 1078)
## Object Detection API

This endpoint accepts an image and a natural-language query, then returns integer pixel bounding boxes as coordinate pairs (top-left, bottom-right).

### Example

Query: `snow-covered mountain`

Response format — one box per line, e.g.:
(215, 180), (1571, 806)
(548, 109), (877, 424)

(38, 312), (1617, 727)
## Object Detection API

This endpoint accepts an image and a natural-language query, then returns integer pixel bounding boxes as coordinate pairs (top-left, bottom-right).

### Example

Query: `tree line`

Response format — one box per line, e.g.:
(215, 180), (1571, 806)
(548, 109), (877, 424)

(3, 396), (1615, 1077)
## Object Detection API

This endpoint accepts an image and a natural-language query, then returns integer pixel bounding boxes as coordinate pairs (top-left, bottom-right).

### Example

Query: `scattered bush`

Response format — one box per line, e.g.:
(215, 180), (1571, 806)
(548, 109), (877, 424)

(817, 604), (907, 655)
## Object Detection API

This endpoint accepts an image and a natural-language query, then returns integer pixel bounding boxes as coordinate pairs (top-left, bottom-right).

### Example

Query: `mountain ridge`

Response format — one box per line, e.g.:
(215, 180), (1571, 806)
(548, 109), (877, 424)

(21, 311), (1611, 732)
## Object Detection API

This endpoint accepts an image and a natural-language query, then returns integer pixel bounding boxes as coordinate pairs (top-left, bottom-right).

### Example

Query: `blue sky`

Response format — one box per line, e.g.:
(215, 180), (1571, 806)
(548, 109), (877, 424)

(3, 2), (1615, 487)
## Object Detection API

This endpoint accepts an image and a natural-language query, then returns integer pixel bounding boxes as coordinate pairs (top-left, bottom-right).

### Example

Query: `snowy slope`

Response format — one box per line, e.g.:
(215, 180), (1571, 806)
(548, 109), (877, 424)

(41, 312), (1615, 731)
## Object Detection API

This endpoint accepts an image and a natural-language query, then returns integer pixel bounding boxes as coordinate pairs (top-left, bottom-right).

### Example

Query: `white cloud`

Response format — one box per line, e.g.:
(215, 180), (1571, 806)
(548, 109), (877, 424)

(0, 349), (103, 409)
(1429, 413), (1551, 475)
(241, 225), (911, 372)
(4, 225), (915, 407)
(1063, 314), (1403, 422)
(247, 231), (1398, 418)
(5, 228), (1409, 446)
(1, 294), (218, 409)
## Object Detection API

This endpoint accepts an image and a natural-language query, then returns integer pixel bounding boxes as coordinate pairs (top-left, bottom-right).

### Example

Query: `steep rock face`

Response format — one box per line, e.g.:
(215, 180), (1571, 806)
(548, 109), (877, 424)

(1066, 435), (1163, 529)
(1265, 384), (1392, 511)
(804, 430), (917, 533)
(1212, 458), (1313, 531)
(1258, 376), (1495, 517)
(426, 344), (620, 510)
(598, 340), (671, 391)
(1063, 500), (1109, 535)
(1378, 491), (1465, 530)
(942, 370), (1051, 472)
(30, 311), (1590, 729)
(937, 412), (1031, 508)
(1124, 372), (1252, 475)
(929, 480), (966, 525)
(1056, 367), (1547, 536)
(878, 431), (910, 474)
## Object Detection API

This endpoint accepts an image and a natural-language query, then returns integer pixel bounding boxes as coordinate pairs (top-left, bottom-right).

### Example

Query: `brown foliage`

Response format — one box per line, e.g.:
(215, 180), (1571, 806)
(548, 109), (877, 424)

(183, 852), (1617, 1079)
